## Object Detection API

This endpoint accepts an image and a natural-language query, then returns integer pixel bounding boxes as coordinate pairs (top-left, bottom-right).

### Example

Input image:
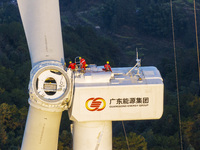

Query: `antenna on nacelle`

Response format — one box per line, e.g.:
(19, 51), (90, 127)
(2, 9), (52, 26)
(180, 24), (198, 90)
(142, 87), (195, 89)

(136, 48), (141, 67)
(126, 48), (141, 77)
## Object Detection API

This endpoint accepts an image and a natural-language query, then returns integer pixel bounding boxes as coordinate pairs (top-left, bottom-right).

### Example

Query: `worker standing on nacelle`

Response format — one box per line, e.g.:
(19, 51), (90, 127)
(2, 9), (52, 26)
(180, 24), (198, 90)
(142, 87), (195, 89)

(103, 61), (112, 72)
(79, 57), (86, 70)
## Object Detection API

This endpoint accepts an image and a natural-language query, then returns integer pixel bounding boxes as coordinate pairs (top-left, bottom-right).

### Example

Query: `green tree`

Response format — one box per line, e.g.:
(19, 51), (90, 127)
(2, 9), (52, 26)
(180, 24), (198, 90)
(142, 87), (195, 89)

(182, 96), (200, 150)
(0, 103), (27, 149)
(113, 132), (147, 150)
(142, 129), (179, 150)
(0, 3), (20, 23)
(102, 0), (136, 30)
(58, 130), (72, 150)
(0, 122), (7, 147)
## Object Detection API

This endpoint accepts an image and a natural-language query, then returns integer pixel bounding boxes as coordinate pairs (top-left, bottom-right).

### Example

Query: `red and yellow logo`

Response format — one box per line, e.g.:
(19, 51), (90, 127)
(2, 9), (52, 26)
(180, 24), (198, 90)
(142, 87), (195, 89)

(85, 97), (106, 111)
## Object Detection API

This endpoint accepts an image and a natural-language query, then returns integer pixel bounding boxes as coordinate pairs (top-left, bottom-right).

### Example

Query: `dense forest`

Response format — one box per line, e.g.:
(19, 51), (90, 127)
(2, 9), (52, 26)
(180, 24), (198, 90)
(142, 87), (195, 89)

(0, 0), (200, 149)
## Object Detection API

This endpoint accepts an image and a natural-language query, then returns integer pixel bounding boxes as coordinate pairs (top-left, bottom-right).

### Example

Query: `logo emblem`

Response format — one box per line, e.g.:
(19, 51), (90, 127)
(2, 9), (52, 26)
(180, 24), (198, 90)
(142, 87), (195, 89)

(85, 97), (106, 111)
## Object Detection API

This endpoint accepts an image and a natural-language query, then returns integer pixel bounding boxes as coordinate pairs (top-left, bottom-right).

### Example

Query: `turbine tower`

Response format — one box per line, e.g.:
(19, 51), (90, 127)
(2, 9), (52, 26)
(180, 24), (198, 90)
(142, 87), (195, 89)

(17, 0), (164, 150)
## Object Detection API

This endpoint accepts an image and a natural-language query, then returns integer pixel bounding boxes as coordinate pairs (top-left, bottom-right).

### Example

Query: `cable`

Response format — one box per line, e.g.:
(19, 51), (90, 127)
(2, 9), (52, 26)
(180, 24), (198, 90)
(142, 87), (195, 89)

(122, 121), (130, 150)
(194, 0), (200, 90)
(170, 1), (183, 150)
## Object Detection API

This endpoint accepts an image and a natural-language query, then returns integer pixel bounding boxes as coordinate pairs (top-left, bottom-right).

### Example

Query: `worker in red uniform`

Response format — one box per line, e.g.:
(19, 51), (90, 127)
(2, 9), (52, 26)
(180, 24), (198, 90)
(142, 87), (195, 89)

(103, 61), (112, 72)
(79, 57), (86, 70)
(68, 61), (76, 70)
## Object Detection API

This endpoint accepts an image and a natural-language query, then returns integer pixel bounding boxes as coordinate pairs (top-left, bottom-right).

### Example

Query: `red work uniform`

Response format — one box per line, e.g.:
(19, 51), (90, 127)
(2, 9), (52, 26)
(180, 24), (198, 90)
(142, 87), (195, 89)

(68, 63), (76, 70)
(103, 64), (112, 72)
(80, 58), (86, 70)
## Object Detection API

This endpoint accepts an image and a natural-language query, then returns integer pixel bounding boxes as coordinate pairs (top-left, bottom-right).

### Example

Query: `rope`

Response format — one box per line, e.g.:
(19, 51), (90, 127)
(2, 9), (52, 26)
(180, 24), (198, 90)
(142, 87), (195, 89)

(122, 121), (130, 150)
(170, 1), (183, 150)
(194, 0), (200, 89)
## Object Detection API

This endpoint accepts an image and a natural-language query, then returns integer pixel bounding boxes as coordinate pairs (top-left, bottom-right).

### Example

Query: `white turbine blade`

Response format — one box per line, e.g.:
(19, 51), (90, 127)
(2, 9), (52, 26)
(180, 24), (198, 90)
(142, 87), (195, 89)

(21, 106), (62, 150)
(17, 0), (64, 67)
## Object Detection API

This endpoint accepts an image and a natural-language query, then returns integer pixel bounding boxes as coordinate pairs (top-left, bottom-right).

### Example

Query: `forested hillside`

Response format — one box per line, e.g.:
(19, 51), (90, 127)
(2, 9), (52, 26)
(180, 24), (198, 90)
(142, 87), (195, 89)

(0, 0), (200, 149)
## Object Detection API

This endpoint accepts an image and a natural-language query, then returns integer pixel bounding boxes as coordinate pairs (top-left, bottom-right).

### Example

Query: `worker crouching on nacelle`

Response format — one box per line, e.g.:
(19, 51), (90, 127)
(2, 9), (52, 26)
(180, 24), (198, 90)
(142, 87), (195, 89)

(68, 61), (76, 70)
(103, 61), (112, 72)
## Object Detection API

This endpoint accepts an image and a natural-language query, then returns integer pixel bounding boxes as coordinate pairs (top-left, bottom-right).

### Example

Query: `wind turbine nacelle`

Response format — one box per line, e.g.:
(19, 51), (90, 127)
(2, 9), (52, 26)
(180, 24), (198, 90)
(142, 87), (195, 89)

(28, 61), (73, 112)
(68, 66), (164, 122)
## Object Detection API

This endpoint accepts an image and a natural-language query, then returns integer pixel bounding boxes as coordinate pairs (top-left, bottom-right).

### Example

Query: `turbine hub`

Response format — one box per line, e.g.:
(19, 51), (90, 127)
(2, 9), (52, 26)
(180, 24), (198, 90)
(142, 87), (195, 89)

(29, 61), (73, 112)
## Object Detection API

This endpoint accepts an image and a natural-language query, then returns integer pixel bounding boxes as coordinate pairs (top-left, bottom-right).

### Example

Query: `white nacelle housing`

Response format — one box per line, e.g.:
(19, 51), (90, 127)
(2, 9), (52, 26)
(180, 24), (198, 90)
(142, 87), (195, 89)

(68, 65), (164, 122)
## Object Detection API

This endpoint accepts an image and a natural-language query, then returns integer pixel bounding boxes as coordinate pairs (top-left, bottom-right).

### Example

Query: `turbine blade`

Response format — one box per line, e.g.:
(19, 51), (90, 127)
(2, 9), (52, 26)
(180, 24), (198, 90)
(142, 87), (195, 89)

(21, 106), (62, 150)
(17, 0), (64, 67)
